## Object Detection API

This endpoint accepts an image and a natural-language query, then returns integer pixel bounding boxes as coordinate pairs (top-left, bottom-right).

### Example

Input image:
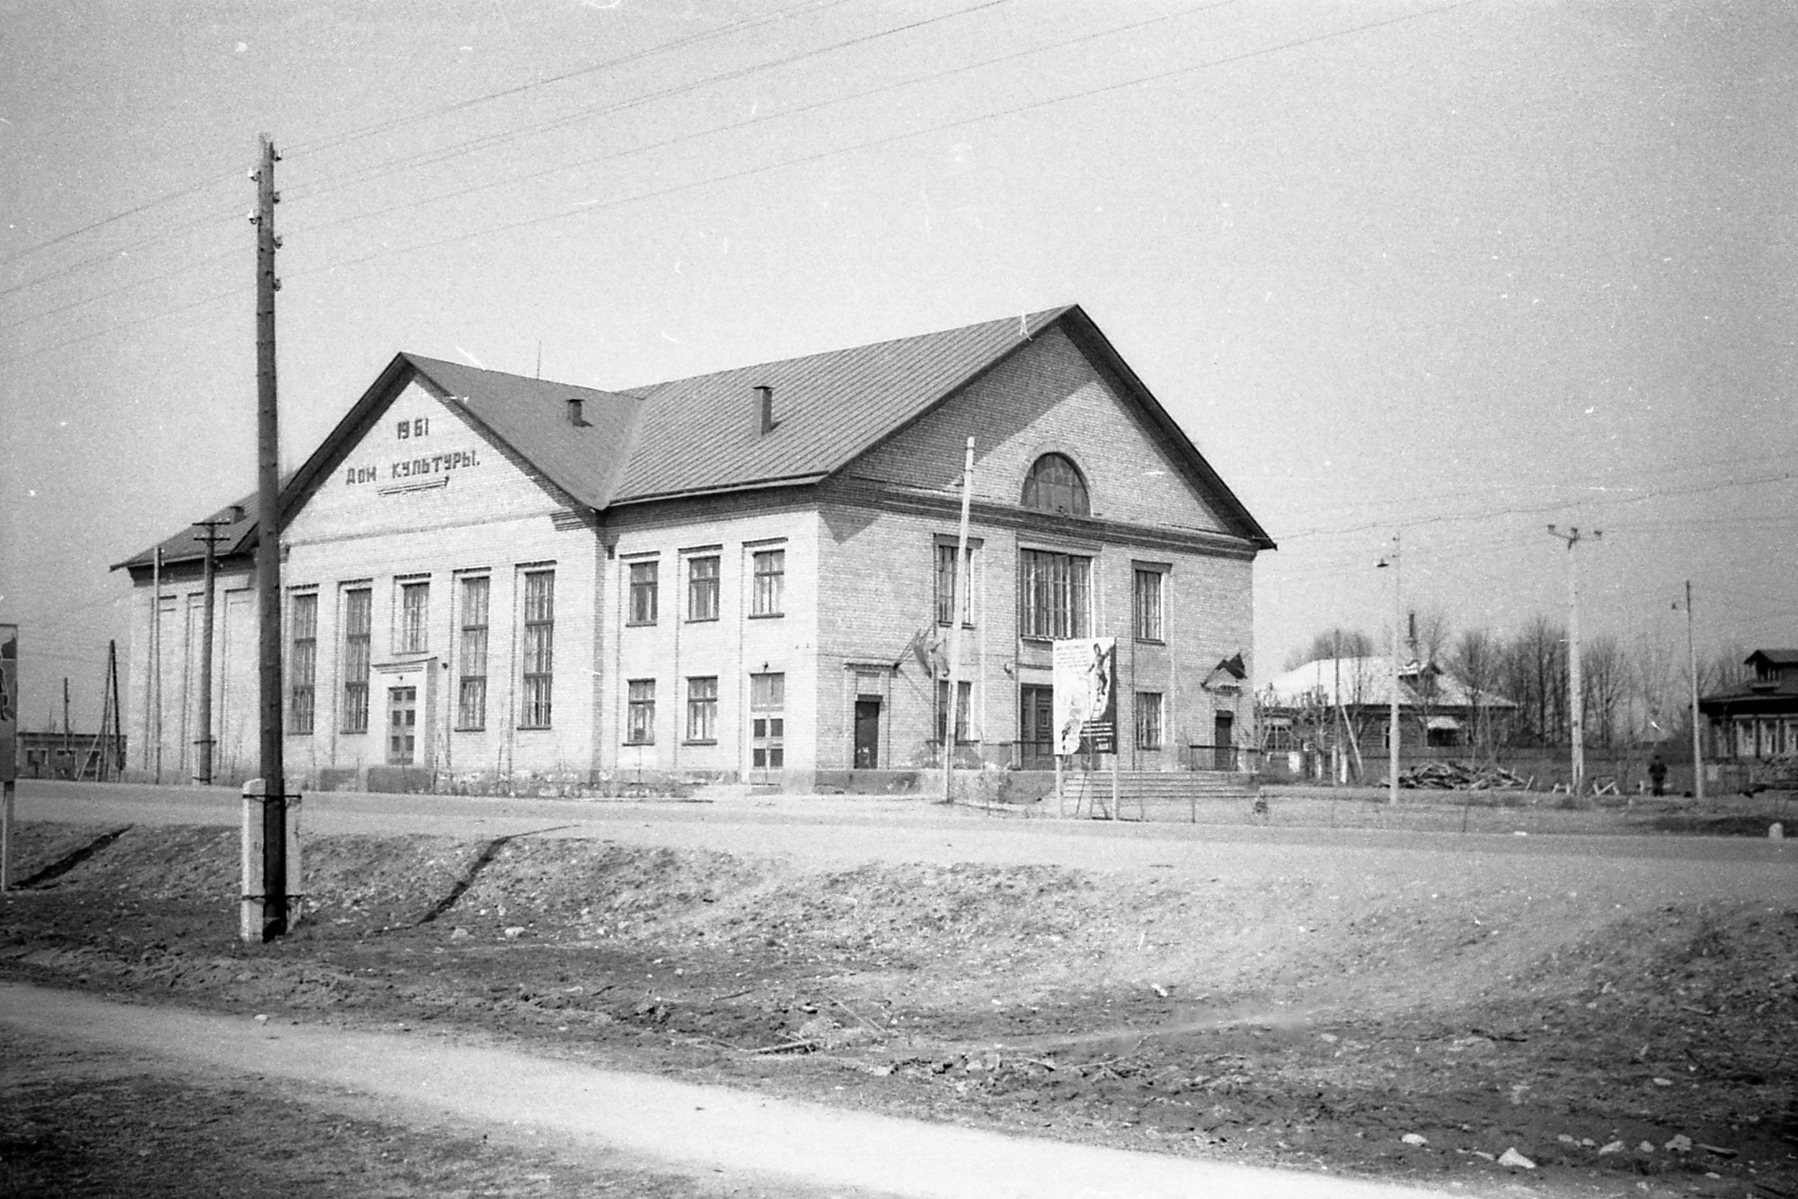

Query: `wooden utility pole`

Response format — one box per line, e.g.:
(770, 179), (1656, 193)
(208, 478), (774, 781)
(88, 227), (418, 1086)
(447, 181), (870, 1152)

(191, 514), (233, 784)
(942, 435), (974, 804)
(252, 133), (288, 939)
(1683, 581), (1706, 805)
(1548, 526), (1599, 794)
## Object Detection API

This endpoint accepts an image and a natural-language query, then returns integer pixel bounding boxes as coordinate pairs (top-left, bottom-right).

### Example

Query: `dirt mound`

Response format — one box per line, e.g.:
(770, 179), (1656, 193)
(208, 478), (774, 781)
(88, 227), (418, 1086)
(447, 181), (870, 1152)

(3, 821), (1793, 1194)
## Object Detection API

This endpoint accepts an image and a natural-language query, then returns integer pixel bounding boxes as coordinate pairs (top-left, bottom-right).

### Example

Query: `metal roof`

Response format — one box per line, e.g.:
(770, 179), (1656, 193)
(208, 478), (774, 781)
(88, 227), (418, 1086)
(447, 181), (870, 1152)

(117, 304), (1274, 571)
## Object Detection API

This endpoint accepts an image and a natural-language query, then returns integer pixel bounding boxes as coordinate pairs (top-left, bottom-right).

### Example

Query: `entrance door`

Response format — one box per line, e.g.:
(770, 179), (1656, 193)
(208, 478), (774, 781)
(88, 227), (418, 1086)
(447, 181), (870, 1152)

(1213, 711), (1235, 771)
(387, 686), (417, 765)
(1020, 684), (1055, 769)
(853, 699), (881, 769)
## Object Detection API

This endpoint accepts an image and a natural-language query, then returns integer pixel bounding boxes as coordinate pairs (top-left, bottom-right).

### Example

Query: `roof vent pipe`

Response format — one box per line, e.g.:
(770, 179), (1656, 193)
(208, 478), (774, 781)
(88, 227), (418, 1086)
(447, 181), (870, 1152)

(755, 384), (775, 434)
(567, 397), (587, 427)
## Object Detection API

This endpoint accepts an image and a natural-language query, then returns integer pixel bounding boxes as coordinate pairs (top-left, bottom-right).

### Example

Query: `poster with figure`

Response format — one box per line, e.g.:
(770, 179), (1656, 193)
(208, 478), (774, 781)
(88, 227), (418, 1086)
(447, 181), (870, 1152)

(1052, 637), (1116, 755)
(0, 624), (16, 783)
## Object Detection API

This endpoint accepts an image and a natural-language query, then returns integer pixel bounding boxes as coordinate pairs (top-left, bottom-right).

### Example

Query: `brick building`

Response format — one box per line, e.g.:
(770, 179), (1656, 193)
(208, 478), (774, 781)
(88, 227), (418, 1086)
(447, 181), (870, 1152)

(115, 305), (1273, 793)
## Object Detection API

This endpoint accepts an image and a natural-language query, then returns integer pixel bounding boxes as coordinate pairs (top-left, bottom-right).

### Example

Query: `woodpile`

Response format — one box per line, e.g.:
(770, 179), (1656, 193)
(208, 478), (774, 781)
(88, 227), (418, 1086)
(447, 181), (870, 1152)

(1397, 760), (1531, 791)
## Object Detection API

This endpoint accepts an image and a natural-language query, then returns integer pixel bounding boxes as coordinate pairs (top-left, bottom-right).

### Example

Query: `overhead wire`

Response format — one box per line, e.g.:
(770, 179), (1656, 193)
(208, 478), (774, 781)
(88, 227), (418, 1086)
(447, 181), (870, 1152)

(286, 0), (1480, 282)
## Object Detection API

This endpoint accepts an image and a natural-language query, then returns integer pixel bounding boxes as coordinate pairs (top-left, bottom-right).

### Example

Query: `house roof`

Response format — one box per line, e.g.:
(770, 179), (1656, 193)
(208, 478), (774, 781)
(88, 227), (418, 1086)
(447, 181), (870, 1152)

(1746, 649), (1798, 668)
(116, 304), (1273, 572)
(1261, 657), (1517, 711)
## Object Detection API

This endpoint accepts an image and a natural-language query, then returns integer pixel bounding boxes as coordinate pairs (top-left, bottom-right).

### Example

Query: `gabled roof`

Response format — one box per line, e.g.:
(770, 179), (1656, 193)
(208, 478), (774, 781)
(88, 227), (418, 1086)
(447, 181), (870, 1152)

(112, 492), (260, 571)
(118, 304), (1273, 570)
(1747, 649), (1798, 668)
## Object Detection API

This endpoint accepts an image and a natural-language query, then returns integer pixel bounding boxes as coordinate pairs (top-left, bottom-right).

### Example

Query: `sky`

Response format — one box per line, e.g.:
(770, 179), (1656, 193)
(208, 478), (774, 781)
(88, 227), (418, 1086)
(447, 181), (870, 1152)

(2, 0), (1794, 733)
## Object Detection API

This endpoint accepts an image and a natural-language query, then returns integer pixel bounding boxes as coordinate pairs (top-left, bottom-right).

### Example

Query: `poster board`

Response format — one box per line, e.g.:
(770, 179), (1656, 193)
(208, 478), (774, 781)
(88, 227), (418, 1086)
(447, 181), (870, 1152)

(1052, 636), (1117, 755)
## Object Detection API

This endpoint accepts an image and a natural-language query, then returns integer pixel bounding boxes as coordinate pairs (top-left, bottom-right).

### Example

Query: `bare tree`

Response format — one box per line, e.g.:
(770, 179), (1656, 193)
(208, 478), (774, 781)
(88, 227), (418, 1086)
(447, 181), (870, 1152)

(1503, 616), (1566, 746)
(1583, 635), (1627, 748)
(1448, 628), (1502, 759)
(1284, 628), (1376, 671)
(1408, 605), (1452, 668)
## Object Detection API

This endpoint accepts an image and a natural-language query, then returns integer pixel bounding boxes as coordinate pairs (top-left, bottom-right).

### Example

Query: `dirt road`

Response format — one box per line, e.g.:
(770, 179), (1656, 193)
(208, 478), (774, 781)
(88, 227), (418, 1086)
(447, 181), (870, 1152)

(2, 982), (1456, 1199)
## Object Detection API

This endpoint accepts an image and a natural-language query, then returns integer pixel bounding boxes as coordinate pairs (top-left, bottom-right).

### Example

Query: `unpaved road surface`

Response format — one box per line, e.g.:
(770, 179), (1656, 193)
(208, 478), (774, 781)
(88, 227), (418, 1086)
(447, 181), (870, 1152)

(3, 780), (1794, 1198)
(2, 981), (1458, 1199)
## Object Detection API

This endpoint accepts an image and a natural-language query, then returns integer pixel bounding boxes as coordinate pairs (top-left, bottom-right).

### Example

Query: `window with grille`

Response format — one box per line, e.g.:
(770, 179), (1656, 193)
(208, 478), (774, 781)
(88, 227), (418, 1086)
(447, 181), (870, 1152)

(288, 592), (317, 734)
(1135, 691), (1164, 749)
(1022, 453), (1089, 516)
(520, 569), (555, 728)
(749, 672), (784, 767)
(686, 676), (717, 742)
(457, 575), (489, 729)
(751, 549), (784, 617)
(1019, 549), (1091, 640)
(1134, 568), (1164, 643)
(341, 586), (372, 733)
(627, 560), (658, 625)
(398, 579), (429, 652)
(626, 678), (655, 744)
(687, 555), (719, 622)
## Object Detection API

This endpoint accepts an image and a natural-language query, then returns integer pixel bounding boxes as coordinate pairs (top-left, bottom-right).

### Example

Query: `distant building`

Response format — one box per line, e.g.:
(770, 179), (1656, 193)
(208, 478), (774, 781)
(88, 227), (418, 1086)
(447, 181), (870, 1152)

(1699, 649), (1798, 761)
(15, 729), (125, 780)
(1257, 657), (1517, 779)
(114, 305), (1272, 793)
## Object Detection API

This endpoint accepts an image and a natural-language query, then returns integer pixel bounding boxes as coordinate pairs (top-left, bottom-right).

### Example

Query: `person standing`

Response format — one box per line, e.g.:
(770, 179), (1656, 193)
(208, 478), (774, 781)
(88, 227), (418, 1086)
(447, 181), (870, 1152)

(1648, 751), (1668, 797)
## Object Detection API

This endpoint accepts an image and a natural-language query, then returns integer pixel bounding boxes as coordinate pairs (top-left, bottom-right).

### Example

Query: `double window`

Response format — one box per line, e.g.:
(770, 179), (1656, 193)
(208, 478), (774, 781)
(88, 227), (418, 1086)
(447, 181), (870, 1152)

(341, 586), (372, 733)
(1135, 691), (1164, 750)
(934, 542), (975, 626)
(627, 560), (658, 625)
(457, 575), (489, 729)
(935, 678), (972, 745)
(686, 676), (718, 742)
(398, 578), (429, 653)
(1019, 549), (1091, 640)
(751, 549), (785, 617)
(288, 592), (317, 734)
(520, 569), (555, 728)
(1134, 568), (1165, 643)
(626, 679), (655, 744)
(687, 556), (720, 622)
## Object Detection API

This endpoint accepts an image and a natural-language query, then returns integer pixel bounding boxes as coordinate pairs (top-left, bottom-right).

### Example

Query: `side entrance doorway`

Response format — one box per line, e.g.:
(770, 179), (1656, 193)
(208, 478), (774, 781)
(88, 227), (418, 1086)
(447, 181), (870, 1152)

(853, 699), (881, 769)
(387, 685), (418, 765)
(1213, 711), (1234, 771)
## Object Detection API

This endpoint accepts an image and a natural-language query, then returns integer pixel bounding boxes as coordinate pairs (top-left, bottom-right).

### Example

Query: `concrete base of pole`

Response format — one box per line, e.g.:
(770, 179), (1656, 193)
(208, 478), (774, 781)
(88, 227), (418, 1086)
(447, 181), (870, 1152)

(240, 778), (302, 943)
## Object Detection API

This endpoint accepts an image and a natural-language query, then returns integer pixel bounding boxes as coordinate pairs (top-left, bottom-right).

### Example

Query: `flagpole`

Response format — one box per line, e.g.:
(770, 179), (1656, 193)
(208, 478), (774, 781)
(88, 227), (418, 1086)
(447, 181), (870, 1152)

(943, 436), (975, 804)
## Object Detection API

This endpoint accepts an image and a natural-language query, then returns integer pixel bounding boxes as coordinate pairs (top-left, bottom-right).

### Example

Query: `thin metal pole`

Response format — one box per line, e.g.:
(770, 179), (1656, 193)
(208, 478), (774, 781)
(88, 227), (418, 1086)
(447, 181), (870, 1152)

(193, 518), (227, 785)
(254, 132), (288, 939)
(942, 436), (974, 804)
(1385, 534), (1400, 804)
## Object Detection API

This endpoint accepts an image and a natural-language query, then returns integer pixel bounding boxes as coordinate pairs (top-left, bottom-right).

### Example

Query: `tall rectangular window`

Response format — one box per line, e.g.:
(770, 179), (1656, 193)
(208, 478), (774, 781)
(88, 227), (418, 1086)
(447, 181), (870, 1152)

(935, 543), (974, 626)
(288, 592), (317, 735)
(520, 569), (555, 728)
(1019, 550), (1091, 640)
(935, 678), (973, 744)
(457, 575), (489, 729)
(399, 579), (429, 652)
(626, 679), (656, 744)
(1134, 569), (1164, 643)
(627, 560), (658, 626)
(1135, 691), (1164, 749)
(686, 675), (718, 742)
(750, 671), (784, 767)
(751, 548), (785, 617)
(687, 555), (720, 622)
(341, 586), (372, 733)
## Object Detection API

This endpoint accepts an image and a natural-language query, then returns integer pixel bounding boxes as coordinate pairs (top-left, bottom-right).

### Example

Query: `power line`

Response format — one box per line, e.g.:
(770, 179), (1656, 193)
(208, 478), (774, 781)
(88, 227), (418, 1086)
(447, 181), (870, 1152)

(288, 0), (1479, 282)
(291, 0), (1236, 241)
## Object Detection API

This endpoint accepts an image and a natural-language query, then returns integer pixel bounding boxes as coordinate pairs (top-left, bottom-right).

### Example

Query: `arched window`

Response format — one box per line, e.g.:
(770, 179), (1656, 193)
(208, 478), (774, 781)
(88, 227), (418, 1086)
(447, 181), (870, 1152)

(1022, 453), (1089, 516)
